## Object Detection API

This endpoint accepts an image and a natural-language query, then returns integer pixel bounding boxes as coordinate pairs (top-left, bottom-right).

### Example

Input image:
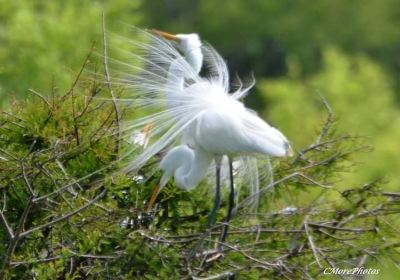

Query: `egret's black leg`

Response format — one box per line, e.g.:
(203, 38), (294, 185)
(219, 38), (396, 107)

(220, 157), (234, 243)
(207, 159), (221, 228)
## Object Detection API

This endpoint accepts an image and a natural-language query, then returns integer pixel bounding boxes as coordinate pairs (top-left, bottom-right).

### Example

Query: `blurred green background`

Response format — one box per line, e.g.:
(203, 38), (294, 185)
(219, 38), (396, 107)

(0, 0), (399, 277)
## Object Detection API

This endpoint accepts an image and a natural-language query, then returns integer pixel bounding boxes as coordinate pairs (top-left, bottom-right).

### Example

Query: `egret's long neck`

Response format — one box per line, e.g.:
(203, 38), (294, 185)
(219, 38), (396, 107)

(166, 46), (203, 109)
(176, 146), (213, 190)
(185, 48), (203, 75)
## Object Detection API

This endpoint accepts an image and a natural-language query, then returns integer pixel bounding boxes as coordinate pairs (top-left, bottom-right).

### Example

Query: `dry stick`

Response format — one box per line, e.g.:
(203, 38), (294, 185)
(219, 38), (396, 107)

(295, 93), (334, 162)
(102, 12), (120, 159)
(32, 172), (99, 203)
(315, 93), (333, 144)
(192, 267), (243, 280)
(10, 250), (117, 267)
(307, 222), (376, 233)
(75, 73), (103, 119)
(317, 248), (347, 280)
(2, 190), (7, 211)
(32, 151), (118, 203)
(0, 197), (33, 279)
(382, 192), (400, 197)
(21, 162), (36, 197)
(61, 42), (96, 145)
(304, 216), (323, 268)
(167, 228), (304, 240)
(137, 230), (198, 244)
(207, 238), (281, 269)
(28, 89), (52, 108)
(61, 42), (96, 101)
(0, 210), (14, 239)
(0, 148), (18, 161)
(11, 256), (64, 266)
(55, 159), (111, 213)
(20, 188), (106, 238)
(70, 82), (80, 145)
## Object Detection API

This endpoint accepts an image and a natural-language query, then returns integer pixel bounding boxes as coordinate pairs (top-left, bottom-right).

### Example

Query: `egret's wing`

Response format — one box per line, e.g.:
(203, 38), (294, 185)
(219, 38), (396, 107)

(241, 109), (291, 157)
(194, 108), (289, 157)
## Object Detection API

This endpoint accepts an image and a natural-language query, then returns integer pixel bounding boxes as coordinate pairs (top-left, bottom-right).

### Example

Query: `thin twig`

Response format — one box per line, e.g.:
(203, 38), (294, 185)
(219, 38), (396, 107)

(304, 216), (323, 268)
(192, 267), (243, 280)
(20, 189), (106, 238)
(61, 42), (96, 100)
(0, 197), (33, 278)
(208, 238), (281, 269)
(28, 89), (52, 108)
(21, 162), (36, 197)
(102, 11), (120, 159)
(0, 210), (14, 239)
(308, 222), (376, 233)
(315, 92), (333, 144)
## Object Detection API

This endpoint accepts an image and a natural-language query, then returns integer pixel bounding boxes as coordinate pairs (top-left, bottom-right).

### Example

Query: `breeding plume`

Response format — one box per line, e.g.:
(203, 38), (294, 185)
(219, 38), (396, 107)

(111, 29), (291, 229)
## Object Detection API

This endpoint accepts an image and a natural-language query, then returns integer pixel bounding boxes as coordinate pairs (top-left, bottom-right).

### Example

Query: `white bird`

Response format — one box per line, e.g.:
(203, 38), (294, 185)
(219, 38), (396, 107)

(110, 29), (292, 233)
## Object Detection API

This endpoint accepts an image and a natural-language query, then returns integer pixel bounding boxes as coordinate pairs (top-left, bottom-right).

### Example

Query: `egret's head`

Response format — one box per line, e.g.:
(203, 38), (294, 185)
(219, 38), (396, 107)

(175, 34), (201, 52)
(152, 30), (202, 52)
(152, 29), (203, 74)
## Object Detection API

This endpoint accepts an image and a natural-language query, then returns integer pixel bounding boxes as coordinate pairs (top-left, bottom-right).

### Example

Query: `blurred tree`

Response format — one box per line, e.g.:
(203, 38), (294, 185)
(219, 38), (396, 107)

(139, 0), (400, 97)
(0, 0), (140, 100)
(261, 49), (400, 188)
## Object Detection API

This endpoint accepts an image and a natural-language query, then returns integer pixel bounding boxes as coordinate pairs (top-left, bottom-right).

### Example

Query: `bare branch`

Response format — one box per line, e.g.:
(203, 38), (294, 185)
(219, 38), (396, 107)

(20, 189), (106, 238)
(304, 216), (323, 268)
(28, 89), (52, 108)
(315, 92), (333, 144)
(0, 210), (14, 239)
(102, 11), (120, 158)
(0, 197), (33, 278)
(308, 222), (376, 233)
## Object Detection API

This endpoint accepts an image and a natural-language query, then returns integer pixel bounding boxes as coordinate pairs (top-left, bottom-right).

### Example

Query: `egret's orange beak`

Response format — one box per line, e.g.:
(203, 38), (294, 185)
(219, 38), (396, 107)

(147, 184), (161, 212)
(151, 29), (179, 41)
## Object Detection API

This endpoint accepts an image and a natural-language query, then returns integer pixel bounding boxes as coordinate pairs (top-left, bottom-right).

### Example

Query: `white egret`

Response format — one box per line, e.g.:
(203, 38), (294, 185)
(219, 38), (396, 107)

(110, 29), (292, 239)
